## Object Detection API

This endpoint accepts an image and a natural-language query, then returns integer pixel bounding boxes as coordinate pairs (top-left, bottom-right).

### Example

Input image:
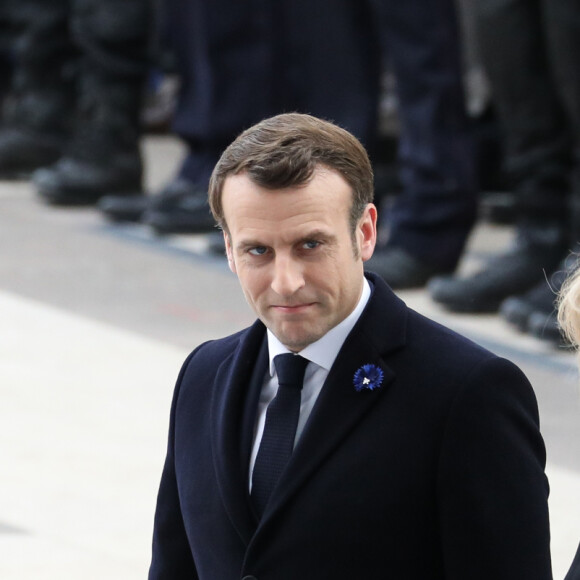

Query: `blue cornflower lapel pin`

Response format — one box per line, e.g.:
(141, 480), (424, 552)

(353, 364), (384, 392)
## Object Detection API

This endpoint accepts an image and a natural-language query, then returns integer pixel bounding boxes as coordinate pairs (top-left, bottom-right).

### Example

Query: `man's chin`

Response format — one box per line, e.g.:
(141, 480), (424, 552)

(271, 325), (324, 352)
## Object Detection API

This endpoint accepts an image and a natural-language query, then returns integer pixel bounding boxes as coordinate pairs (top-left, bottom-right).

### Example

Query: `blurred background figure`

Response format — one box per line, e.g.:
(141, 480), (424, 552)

(0, 0), (153, 204)
(365, 0), (479, 289)
(99, 0), (381, 236)
(429, 0), (580, 348)
(101, 0), (484, 262)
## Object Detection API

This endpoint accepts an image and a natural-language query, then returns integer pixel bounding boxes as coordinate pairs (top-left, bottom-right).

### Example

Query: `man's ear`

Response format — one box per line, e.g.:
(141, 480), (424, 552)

(224, 231), (236, 273)
(359, 203), (377, 262)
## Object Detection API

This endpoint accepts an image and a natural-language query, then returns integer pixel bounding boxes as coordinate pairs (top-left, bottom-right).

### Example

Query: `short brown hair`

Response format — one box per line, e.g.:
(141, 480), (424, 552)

(208, 113), (374, 233)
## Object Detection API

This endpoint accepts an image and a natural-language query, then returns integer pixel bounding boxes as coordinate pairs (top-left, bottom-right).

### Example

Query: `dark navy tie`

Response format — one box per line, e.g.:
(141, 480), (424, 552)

(251, 353), (309, 516)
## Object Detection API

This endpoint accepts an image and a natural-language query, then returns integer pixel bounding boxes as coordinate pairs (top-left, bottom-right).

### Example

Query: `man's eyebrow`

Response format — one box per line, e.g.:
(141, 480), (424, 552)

(234, 229), (337, 252)
(235, 239), (264, 252)
(298, 229), (337, 243)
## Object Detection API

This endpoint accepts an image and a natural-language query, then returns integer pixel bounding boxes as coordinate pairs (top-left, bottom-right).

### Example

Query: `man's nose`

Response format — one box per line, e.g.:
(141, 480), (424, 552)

(271, 255), (305, 296)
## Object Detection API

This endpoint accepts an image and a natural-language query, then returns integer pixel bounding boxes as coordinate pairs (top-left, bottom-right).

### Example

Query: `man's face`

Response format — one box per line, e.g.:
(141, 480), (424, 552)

(222, 167), (377, 352)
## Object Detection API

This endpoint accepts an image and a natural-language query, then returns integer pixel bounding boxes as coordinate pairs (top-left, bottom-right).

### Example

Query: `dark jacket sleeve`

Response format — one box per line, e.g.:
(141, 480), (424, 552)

(148, 350), (199, 580)
(437, 356), (552, 580)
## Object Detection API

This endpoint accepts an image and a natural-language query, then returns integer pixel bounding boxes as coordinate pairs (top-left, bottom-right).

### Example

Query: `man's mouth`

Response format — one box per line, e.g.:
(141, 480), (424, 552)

(272, 303), (315, 314)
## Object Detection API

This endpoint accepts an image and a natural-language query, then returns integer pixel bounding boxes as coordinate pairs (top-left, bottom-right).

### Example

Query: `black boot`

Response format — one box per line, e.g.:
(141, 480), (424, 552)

(143, 180), (216, 235)
(34, 0), (153, 204)
(428, 221), (567, 312)
(34, 77), (143, 205)
(364, 245), (454, 289)
(499, 256), (572, 331)
(99, 177), (216, 235)
(98, 193), (150, 223)
(98, 178), (207, 225)
(141, 149), (219, 235)
(98, 145), (220, 230)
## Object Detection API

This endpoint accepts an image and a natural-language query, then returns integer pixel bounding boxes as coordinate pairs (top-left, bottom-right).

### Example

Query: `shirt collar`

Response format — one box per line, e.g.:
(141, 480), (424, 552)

(267, 278), (371, 375)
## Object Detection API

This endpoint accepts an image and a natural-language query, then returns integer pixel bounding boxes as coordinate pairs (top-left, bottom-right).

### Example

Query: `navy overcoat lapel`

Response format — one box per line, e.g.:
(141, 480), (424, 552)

(258, 274), (408, 521)
(210, 320), (267, 544)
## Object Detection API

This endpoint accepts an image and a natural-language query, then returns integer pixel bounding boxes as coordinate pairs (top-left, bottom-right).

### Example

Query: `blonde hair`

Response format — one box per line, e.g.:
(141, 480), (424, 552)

(558, 258), (580, 348)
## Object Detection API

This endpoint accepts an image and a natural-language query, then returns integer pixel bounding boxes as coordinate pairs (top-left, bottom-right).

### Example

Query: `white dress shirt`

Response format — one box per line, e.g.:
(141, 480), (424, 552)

(249, 278), (371, 490)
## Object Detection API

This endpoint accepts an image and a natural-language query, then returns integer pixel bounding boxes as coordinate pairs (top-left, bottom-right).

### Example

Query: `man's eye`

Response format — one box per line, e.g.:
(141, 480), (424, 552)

(303, 240), (320, 250)
(248, 247), (268, 256)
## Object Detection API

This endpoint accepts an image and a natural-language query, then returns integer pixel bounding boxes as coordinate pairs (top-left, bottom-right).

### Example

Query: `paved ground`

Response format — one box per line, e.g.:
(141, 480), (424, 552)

(1, 136), (579, 579)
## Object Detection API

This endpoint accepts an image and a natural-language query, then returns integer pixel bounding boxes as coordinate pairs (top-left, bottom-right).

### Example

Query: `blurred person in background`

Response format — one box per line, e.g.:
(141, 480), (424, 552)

(99, 0), (381, 236)
(102, 0), (481, 260)
(430, 0), (580, 349)
(365, 0), (478, 289)
(0, 0), (153, 204)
